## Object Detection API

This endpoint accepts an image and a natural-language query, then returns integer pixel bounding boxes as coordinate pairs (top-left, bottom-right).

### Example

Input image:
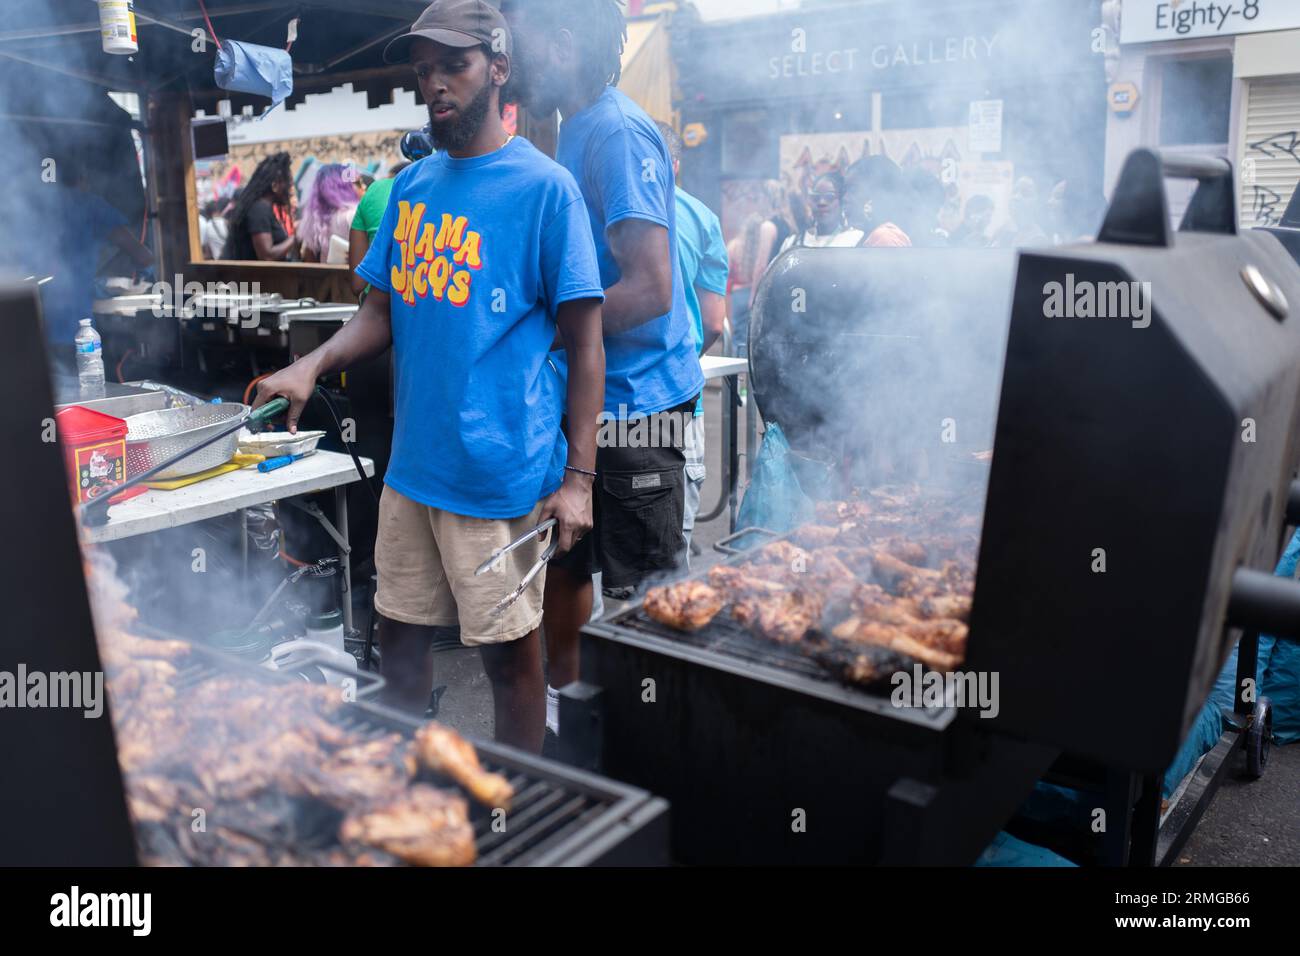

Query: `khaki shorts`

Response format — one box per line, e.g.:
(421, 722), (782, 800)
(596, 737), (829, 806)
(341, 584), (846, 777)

(374, 486), (548, 646)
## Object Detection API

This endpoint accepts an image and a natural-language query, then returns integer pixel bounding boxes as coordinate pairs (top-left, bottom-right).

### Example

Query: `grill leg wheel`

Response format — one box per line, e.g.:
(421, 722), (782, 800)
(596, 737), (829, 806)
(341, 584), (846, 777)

(1245, 697), (1273, 780)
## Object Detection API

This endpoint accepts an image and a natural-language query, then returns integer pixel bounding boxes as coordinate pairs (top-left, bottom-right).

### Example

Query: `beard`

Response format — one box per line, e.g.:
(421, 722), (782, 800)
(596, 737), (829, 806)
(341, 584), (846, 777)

(428, 78), (494, 153)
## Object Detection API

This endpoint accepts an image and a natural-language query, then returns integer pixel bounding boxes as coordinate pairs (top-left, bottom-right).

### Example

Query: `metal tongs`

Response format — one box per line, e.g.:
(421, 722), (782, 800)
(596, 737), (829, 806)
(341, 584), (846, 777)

(474, 518), (558, 614)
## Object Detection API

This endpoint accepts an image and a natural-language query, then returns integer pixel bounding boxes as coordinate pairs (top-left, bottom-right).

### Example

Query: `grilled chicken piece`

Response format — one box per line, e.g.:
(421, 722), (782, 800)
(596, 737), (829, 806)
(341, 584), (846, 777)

(731, 587), (825, 644)
(905, 618), (969, 655)
(815, 642), (913, 688)
(721, 547), (860, 600)
(869, 551), (972, 598)
(643, 580), (727, 631)
(832, 617), (963, 671)
(115, 705), (190, 775)
(869, 550), (935, 594)
(340, 785), (476, 867)
(868, 487), (921, 510)
(756, 540), (811, 567)
(99, 630), (193, 666)
(708, 564), (789, 599)
(881, 538), (928, 567)
(847, 585), (969, 654)
(300, 735), (414, 809)
(413, 723), (514, 810)
(125, 775), (206, 825)
(917, 593), (972, 623)
(192, 728), (324, 801)
(815, 500), (874, 523)
(108, 660), (179, 700)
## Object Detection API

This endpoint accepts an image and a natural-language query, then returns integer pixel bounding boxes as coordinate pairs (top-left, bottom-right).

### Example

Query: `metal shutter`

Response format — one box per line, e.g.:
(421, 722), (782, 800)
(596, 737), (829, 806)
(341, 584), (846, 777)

(1240, 76), (1300, 228)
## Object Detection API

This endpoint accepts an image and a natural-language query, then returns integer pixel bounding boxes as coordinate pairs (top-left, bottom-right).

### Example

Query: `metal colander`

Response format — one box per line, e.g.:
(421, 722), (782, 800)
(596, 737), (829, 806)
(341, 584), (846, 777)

(125, 403), (250, 480)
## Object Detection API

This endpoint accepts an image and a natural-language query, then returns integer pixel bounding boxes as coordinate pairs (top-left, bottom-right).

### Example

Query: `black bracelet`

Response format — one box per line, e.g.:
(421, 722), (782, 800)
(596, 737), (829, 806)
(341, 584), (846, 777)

(565, 465), (597, 478)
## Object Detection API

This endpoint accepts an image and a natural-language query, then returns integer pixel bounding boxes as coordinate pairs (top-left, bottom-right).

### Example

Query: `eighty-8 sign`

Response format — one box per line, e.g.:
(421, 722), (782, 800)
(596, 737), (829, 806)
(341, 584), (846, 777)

(1121, 0), (1300, 44)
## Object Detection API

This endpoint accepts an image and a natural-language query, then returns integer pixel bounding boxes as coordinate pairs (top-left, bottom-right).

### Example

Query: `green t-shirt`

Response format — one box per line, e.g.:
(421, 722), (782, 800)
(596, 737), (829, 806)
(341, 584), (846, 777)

(351, 177), (397, 241)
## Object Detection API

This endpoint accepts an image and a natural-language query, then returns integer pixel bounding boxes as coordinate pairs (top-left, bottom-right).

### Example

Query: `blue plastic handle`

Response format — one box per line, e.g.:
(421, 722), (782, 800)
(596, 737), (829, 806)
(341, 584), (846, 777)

(258, 454), (301, 473)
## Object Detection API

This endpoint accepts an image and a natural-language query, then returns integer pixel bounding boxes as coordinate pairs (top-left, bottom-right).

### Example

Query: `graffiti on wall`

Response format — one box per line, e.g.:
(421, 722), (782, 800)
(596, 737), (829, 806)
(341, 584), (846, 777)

(1247, 130), (1300, 226)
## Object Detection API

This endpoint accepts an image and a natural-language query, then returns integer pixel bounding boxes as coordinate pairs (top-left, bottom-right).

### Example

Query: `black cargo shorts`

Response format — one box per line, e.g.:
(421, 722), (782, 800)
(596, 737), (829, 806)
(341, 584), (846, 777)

(553, 399), (698, 592)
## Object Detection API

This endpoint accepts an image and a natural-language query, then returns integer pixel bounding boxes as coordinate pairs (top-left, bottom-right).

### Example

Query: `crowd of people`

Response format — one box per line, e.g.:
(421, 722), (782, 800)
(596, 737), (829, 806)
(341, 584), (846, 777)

(198, 153), (412, 268)
(722, 160), (1100, 353)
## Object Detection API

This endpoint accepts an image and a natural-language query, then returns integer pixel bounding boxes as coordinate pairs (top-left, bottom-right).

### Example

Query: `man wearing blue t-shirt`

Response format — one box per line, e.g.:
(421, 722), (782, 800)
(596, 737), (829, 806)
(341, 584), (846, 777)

(657, 122), (727, 568)
(254, 0), (606, 754)
(505, 0), (706, 735)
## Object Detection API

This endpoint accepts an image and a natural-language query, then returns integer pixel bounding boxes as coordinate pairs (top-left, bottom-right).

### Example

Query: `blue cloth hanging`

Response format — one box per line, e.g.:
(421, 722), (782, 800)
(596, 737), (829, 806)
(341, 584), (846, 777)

(214, 40), (293, 114)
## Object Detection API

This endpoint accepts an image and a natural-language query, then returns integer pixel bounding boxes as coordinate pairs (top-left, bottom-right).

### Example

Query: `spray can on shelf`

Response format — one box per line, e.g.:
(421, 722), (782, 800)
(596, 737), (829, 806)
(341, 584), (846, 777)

(98, 1), (138, 56)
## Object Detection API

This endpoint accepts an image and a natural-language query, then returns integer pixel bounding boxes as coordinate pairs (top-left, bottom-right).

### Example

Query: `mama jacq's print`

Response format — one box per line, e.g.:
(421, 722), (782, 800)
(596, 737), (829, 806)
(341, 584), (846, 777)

(388, 202), (484, 307)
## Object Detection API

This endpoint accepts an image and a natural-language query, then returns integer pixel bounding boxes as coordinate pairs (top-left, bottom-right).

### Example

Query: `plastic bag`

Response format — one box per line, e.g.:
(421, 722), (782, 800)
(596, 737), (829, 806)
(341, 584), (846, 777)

(975, 831), (1077, 867)
(735, 423), (815, 533)
(215, 40), (293, 113)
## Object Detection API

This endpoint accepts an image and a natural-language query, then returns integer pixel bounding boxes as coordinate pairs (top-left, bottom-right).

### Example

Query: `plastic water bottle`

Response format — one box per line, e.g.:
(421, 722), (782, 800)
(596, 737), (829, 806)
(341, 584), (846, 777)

(75, 318), (106, 399)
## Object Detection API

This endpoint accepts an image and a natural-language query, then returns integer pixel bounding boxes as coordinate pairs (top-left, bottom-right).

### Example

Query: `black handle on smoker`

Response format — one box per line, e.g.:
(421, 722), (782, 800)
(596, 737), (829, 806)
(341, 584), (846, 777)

(1097, 148), (1236, 247)
(1158, 155), (1233, 182)
(1227, 567), (1300, 643)
(713, 527), (781, 556)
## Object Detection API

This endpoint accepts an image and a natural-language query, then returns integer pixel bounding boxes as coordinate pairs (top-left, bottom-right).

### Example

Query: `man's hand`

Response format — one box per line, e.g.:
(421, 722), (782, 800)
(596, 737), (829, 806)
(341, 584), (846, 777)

(252, 358), (320, 433)
(539, 473), (594, 555)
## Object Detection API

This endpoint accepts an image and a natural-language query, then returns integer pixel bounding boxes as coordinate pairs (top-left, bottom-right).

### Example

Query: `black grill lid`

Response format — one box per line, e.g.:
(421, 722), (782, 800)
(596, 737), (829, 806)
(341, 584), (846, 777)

(971, 150), (1300, 771)
(747, 246), (1017, 468)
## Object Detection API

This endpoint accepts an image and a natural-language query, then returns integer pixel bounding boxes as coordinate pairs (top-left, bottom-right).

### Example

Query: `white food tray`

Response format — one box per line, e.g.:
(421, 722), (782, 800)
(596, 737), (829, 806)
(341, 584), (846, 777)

(237, 429), (326, 459)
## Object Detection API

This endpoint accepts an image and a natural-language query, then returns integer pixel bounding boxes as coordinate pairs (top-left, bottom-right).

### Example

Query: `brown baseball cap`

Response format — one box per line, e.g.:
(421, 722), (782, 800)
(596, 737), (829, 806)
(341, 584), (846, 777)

(383, 0), (511, 64)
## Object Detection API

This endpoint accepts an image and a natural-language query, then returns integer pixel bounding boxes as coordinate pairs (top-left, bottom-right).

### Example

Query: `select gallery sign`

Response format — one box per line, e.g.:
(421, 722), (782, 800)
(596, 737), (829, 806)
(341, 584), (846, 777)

(1121, 0), (1300, 44)
(691, 1), (1102, 99)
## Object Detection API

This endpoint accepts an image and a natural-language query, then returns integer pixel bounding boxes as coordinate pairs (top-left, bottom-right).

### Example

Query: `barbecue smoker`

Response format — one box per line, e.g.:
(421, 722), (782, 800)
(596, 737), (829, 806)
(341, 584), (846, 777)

(567, 149), (1300, 865)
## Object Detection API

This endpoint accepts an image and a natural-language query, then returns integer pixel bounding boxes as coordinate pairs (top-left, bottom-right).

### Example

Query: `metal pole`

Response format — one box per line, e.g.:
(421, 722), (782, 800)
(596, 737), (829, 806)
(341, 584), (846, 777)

(728, 378), (740, 531)
(138, 93), (164, 274)
(336, 486), (353, 635)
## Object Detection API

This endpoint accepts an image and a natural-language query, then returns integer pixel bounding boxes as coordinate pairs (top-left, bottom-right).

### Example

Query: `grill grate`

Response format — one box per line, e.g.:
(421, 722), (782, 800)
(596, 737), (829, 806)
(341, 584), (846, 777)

(332, 703), (617, 867)
(620, 607), (833, 680)
(597, 604), (953, 727)
(151, 645), (640, 866)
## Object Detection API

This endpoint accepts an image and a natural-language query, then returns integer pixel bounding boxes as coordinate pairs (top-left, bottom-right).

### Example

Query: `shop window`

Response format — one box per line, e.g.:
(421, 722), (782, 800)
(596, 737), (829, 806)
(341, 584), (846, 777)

(1159, 57), (1232, 146)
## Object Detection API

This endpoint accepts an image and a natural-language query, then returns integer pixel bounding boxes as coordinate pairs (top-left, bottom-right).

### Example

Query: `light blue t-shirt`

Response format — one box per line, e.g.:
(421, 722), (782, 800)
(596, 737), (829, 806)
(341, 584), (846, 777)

(555, 88), (705, 418)
(357, 137), (604, 519)
(674, 185), (728, 416)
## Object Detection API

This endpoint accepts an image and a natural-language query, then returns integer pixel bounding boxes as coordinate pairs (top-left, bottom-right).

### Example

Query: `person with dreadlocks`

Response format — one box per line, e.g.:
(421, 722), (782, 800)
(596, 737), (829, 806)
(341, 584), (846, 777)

(221, 152), (299, 261)
(253, 0), (605, 754)
(503, 0), (705, 741)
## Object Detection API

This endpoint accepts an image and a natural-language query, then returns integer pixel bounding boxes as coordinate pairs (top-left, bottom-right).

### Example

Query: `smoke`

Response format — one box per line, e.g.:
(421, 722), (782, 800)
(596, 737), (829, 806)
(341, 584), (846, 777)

(660, 1), (1124, 580)
(0, 39), (147, 357)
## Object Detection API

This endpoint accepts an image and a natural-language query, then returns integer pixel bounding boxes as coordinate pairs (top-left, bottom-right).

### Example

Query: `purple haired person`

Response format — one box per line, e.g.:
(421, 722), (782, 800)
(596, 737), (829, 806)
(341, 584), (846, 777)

(299, 163), (364, 263)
